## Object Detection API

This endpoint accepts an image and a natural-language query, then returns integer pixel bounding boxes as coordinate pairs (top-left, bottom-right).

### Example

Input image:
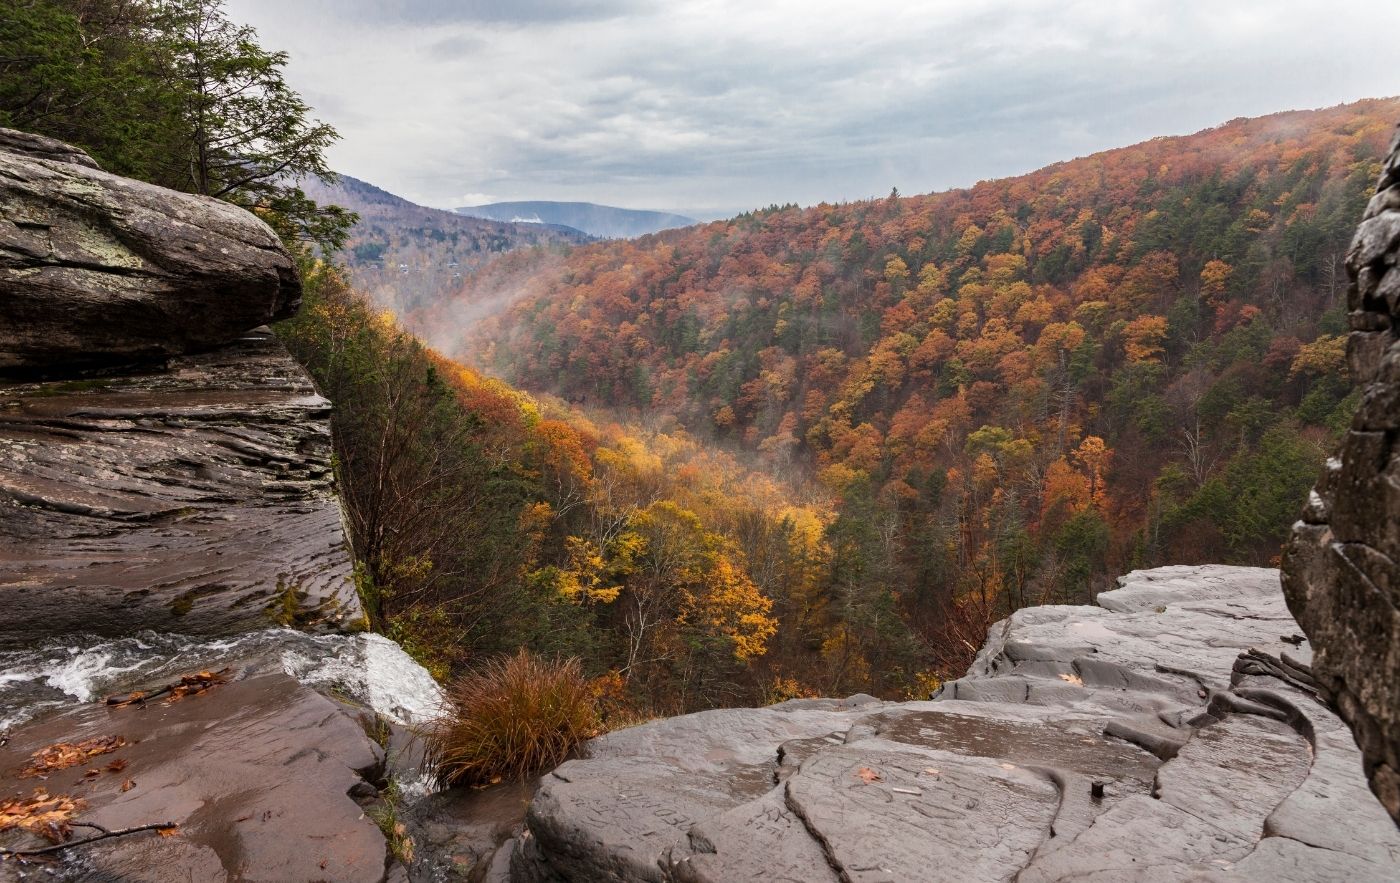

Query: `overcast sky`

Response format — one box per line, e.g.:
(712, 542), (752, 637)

(225, 0), (1400, 219)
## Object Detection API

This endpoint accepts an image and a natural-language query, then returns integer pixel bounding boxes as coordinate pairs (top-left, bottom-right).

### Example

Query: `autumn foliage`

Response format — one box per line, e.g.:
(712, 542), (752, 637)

(399, 99), (1396, 692)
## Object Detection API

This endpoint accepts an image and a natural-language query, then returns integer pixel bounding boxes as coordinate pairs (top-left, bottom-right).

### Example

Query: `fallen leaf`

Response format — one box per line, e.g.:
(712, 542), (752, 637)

(107, 668), (232, 708)
(18, 736), (127, 778)
(0, 788), (87, 843)
(106, 758), (129, 774)
(120, 779), (136, 793)
(922, 767), (940, 776)
(156, 825), (180, 838)
(83, 768), (101, 779)
(1058, 673), (1084, 686)
(856, 766), (882, 784)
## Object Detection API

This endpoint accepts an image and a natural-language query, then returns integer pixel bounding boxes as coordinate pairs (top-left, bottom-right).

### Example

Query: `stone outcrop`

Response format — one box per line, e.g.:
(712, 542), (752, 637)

(507, 566), (1400, 881)
(0, 129), (99, 169)
(0, 127), (300, 372)
(0, 328), (365, 644)
(0, 130), (408, 880)
(1282, 122), (1400, 824)
(0, 671), (391, 882)
(0, 625), (446, 882)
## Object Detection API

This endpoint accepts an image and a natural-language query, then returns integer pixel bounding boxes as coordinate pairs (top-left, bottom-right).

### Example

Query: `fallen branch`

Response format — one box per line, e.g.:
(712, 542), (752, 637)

(106, 668), (231, 707)
(0, 821), (177, 857)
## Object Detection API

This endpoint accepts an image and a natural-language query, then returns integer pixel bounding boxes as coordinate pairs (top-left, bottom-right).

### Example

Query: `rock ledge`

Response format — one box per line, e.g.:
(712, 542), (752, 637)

(509, 565), (1400, 882)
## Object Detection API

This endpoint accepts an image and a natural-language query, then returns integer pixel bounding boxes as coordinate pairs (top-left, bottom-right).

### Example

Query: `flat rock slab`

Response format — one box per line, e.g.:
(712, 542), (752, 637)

(0, 329), (365, 644)
(0, 670), (390, 882)
(509, 565), (1400, 882)
(0, 129), (300, 372)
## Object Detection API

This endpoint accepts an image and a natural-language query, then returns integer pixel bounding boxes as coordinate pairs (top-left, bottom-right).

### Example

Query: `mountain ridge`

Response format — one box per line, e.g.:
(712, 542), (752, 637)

(455, 199), (696, 238)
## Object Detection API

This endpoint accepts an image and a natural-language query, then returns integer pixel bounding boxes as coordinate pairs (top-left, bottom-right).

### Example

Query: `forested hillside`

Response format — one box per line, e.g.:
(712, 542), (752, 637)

(420, 99), (1398, 686)
(299, 175), (589, 317)
(281, 273), (850, 708)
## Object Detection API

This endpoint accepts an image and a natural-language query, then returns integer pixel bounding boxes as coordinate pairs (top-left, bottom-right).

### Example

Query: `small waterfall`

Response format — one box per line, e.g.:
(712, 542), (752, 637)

(0, 628), (445, 732)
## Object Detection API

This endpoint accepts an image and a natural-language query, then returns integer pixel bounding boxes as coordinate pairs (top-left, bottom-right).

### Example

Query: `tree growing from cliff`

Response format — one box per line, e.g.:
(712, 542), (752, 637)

(155, 0), (352, 250)
(0, 0), (352, 252)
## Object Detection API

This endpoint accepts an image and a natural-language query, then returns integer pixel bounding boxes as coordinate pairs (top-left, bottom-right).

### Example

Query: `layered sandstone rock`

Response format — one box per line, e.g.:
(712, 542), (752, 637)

(0, 328), (364, 643)
(507, 566), (1400, 882)
(0, 127), (299, 372)
(1282, 122), (1400, 824)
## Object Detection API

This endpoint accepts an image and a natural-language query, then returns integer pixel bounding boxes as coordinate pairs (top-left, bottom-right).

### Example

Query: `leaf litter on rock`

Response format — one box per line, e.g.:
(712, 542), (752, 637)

(0, 789), (86, 843)
(17, 736), (127, 778)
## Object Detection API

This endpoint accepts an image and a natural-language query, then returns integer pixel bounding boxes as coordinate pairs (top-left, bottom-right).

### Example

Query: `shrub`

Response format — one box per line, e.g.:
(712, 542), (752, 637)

(425, 650), (600, 787)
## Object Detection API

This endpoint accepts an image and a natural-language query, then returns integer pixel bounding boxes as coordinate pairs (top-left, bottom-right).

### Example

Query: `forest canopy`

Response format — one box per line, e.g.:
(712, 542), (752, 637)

(412, 99), (1397, 696)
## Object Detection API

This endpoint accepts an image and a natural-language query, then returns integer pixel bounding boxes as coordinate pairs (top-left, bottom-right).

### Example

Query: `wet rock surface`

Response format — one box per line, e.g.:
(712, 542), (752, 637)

(0, 670), (395, 882)
(0, 127), (299, 372)
(509, 565), (1400, 882)
(0, 328), (365, 644)
(1283, 121), (1400, 824)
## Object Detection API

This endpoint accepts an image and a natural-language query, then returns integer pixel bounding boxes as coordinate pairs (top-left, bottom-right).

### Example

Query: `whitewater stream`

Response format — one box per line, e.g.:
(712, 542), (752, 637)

(0, 628), (445, 733)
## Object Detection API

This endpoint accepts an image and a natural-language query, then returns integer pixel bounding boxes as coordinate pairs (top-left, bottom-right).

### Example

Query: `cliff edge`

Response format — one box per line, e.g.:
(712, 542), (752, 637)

(1283, 121), (1400, 825)
(0, 129), (364, 644)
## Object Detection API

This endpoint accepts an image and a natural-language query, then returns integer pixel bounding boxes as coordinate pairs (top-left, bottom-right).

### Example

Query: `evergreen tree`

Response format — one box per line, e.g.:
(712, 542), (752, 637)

(0, 0), (351, 252)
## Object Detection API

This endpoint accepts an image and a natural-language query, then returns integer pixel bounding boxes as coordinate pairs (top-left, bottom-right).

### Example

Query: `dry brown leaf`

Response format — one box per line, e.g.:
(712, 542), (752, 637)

(156, 825), (180, 838)
(856, 766), (882, 784)
(106, 690), (147, 708)
(18, 736), (127, 778)
(106, 758), (129, 774)
(0, 788), (87, 843)
(120, 779), (136, 793)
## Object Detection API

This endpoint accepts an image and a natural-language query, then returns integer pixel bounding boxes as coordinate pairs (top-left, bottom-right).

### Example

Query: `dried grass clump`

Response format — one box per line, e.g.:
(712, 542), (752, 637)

(425, 650), (600, 787)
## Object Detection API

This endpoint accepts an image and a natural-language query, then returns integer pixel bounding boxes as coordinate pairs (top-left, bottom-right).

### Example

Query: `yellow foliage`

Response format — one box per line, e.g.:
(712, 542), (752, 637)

(1122, 315), (1168, 363)
(1289, 334), (1347, 379)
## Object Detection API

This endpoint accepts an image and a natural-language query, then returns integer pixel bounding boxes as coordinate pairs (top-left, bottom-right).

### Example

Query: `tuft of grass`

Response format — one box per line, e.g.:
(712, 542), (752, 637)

(425, 650), (600, 787)
(367, 780), (414, 864)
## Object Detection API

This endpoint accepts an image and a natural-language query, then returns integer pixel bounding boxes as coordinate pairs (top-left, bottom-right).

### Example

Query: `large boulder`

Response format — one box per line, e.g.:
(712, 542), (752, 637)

(1282, 122), (1400, 824)
(508, 566), (1400, 881)
(0, 328), (366, 643)
(0, 127), (300, 372)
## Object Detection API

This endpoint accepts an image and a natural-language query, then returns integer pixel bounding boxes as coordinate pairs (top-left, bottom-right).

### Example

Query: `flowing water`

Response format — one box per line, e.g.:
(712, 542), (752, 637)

(0, 628), (445, 732)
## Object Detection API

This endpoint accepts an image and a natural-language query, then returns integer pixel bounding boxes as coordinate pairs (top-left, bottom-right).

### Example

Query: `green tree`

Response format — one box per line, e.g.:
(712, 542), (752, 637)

(157, 0), (351, 250)
(0, 0), (351, 252)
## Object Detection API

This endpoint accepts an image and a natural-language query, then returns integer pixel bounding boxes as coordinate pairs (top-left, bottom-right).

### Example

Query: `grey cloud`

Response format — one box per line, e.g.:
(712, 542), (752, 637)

(225, 0), (1400, 214)
(305, 0), (643, 25)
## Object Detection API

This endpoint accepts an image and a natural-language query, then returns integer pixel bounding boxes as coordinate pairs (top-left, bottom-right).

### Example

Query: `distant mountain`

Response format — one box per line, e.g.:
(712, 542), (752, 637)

(303, 175), (590, 315)
(454, 201), (696, 239)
